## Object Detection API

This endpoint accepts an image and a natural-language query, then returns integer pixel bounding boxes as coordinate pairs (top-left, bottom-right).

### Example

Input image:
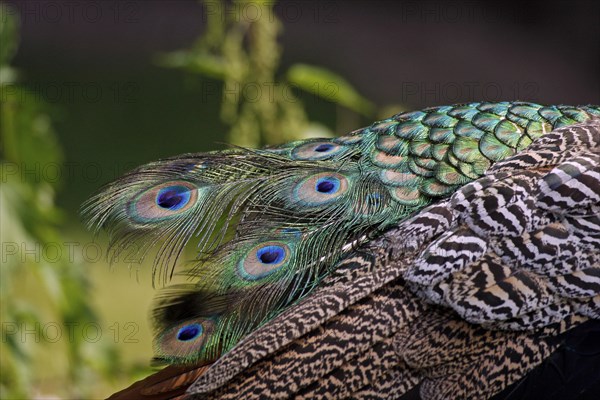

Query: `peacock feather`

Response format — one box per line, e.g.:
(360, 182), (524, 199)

(83, 101), (600, 366)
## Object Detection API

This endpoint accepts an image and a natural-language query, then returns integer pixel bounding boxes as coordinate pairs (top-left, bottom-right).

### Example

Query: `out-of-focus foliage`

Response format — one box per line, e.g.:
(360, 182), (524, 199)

(0, 4), (131, 398)
(0, 1), (18, 86)
(286, 64), (375, 117)
(158, 0), (375, 147)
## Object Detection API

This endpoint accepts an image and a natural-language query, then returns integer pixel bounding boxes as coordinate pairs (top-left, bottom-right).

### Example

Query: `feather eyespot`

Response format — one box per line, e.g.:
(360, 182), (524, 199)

(293, 172), (349, 206)
(291, 141), (344, 160)
(315, 177), (340, 194)
(256, 245), (286, 264)
(156, 186), (191, 210)
(155, 318), (214, 361)
(238, 242), (290, 281)
(314, 143), (335, 152)
(177, 323), (203, 341)
(129, 181), (198, 222)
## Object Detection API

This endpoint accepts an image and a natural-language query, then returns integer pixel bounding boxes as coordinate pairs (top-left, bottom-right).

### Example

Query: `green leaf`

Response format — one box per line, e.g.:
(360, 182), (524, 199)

(286, 64), (375, 117)
(155, 51), (226, 80)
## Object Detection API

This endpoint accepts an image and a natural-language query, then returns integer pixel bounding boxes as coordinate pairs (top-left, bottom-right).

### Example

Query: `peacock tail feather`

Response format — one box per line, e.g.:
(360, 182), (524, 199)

(82, 101), (600, 365)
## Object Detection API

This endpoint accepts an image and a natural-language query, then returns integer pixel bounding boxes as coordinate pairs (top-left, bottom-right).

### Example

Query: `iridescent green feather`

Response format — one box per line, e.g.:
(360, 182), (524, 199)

(82, 101), (600, 364)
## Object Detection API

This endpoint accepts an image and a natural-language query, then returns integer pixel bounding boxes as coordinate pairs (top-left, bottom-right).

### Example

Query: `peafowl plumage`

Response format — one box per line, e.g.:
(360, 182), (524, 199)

(83, 101), (600, 399)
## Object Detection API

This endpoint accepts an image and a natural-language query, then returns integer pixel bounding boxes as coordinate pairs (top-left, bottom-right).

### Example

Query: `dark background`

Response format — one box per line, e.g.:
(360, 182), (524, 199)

(6, 0), (600, 214)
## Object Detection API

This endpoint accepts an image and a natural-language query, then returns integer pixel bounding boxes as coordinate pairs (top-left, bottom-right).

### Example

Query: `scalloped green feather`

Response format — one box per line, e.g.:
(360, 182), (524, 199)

(395, 120), (430, 140)
(472, 112), (503, 132)
(422, 112), (459, 128)
(480, 132), (515, 162)
(455, 120), (486, 139)
(452, 136), (482, 163)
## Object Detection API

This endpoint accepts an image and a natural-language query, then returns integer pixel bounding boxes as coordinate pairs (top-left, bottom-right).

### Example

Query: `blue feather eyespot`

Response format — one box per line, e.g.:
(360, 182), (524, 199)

(156, 186), (191, 210)
(291, 141), (344, 160)
(176, 323), (203, 341)
(256, 245), (286, 264)
(293, 172), (349, 206)
(238, 242), (290, 281)
(155, 318), (214, 361)
(315, 177), (340, 194)
(130, 181), (198, 222)
(314, 143), (335, 152)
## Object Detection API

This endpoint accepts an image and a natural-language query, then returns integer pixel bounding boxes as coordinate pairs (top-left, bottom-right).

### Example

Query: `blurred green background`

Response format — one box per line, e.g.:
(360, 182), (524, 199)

(1, 0), (598, 398)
